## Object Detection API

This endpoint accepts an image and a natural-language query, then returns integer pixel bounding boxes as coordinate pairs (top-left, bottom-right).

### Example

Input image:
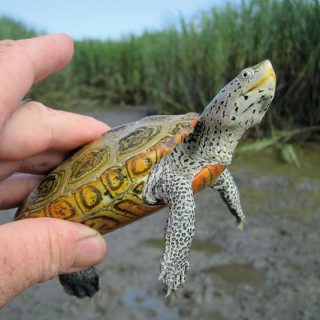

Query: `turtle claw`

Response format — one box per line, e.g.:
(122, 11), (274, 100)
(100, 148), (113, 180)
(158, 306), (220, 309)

(158, 270), (166, 281)
(237, 219), (245, 231)
(165, 286), (174, 298)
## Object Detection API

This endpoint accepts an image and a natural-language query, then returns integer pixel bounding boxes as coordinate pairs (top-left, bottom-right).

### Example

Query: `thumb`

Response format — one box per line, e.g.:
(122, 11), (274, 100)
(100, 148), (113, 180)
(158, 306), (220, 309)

(0, 217), (107, 307)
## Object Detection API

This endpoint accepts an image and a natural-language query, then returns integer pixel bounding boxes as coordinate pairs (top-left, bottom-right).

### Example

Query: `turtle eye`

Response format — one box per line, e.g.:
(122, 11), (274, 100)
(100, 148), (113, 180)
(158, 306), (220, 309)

(240, 69), (253, 79)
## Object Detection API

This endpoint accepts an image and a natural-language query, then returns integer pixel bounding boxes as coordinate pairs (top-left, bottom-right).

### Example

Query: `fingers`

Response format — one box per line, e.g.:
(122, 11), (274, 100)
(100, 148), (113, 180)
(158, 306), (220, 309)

(0, 173), (43, 209)
(0, 34), (74, 127)
(0, 101), (109, 160)
(0, 151), (69, 209)
(0, 218), (107, 307)
(18, 150), (66, 174)
(0, 151), (66, 180)
(18, 34), (74, 83)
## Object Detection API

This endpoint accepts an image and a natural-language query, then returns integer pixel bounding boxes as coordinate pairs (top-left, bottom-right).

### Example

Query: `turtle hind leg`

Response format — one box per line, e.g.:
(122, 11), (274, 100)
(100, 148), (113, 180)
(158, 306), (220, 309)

(59, 267), (99, 298)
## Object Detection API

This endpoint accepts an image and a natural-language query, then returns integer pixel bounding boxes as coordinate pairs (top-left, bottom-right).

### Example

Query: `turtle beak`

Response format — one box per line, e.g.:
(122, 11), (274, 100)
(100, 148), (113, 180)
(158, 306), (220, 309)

(243, 60), (276, 95)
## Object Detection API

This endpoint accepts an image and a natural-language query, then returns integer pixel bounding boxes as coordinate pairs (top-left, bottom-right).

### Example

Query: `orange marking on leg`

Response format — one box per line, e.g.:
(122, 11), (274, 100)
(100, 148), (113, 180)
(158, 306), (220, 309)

(191, 119), (199, 128)
(192, 164), (224, 194)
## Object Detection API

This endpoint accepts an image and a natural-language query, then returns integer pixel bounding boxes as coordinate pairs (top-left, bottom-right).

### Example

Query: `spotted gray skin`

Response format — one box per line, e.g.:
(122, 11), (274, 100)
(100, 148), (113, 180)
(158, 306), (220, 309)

(145, 60), (276, 296)
(212, 169), (245, 227)
(60, 60), (276, 298)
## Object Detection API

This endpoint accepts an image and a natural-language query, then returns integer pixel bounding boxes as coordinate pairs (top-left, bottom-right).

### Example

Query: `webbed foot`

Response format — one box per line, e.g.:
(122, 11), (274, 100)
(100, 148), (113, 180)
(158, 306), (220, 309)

(159, 260), (190, 297)
(59, 267), (99, 298)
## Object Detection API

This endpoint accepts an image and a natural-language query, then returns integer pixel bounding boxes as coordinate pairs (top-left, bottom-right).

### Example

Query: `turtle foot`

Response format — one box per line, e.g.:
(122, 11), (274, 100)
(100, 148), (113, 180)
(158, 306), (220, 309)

(59, 267), (99, 298)
(237, 218), (245, 231)
(159, 260), (189, 297)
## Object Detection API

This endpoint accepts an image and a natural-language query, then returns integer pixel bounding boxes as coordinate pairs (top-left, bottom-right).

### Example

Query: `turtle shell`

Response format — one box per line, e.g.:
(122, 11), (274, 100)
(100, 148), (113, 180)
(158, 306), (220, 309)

(15, 113), (201, 234)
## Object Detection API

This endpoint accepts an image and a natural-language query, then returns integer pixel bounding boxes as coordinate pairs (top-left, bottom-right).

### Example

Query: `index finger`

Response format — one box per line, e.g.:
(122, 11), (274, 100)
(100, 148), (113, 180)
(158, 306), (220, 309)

(0, 34), (74, 127)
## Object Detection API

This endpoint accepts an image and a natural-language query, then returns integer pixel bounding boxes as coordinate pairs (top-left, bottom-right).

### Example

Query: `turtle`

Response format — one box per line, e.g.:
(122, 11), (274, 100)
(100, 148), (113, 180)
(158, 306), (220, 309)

(16, 60), (276, 298)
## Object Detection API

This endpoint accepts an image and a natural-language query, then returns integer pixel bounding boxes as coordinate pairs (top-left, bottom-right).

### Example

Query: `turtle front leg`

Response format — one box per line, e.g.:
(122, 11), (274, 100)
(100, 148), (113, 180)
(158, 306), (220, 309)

(211, 168), (245, 229)
(156, 174), (196, 297)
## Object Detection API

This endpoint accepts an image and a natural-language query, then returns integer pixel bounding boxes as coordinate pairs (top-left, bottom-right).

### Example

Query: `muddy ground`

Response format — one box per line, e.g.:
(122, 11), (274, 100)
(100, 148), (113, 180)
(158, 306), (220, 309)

(1, 108), (320, 320)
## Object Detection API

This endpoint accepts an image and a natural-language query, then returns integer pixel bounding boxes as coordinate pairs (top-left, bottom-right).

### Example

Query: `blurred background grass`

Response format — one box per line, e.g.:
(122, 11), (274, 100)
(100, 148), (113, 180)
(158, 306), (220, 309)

(1, 0), (319, 142)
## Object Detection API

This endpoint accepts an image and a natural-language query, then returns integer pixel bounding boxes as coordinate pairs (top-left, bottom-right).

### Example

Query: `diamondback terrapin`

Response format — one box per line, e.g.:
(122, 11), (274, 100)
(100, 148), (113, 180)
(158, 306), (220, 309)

(16, 60), (276, 298)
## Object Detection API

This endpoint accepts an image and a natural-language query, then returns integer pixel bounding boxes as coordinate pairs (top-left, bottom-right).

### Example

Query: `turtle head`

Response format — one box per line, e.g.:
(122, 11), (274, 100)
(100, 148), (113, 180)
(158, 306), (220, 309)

(206, 60), (276, 131)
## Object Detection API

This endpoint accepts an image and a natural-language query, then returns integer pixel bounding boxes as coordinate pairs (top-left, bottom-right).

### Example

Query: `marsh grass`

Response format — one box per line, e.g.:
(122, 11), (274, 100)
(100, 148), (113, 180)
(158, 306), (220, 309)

(1, 0), (320, 139)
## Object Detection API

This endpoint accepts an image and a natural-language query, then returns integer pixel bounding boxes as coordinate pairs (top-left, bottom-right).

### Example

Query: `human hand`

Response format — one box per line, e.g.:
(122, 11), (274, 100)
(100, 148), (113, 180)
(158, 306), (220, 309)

(0, 34), (108, 307)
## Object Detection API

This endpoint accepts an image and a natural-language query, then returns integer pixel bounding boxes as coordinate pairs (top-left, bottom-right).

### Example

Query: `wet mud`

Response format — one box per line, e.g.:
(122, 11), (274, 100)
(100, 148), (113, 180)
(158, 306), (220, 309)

(1, 107), (319, 320)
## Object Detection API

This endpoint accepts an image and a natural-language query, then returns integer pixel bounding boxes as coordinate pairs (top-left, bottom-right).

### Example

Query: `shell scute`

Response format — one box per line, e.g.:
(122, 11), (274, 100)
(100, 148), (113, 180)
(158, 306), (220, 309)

(74, 180), (106, 213)
(69, 146), (112, 184)
(100, 165), (131, 198)
(82, 213), (123, 234)
(110, 194), (163, 219)
(118, 125), (162, 159)
(46, 195), (78, 220)
(16, 112), (200, 235)
(126, 149), (157, 179)
(29, 169), (66, 206)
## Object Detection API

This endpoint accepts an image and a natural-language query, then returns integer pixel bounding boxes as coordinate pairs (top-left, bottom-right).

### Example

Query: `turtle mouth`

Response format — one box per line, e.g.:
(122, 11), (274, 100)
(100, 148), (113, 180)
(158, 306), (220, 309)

(242, 62), (276, 95)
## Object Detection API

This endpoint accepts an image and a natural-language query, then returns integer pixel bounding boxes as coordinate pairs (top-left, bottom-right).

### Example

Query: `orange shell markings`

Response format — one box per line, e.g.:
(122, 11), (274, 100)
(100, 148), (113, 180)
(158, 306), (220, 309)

(15, 113), (202, 235)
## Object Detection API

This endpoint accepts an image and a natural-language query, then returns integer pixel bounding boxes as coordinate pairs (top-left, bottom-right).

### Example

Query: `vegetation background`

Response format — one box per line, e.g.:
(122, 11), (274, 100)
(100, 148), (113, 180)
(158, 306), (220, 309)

(1, 0), (319, 144)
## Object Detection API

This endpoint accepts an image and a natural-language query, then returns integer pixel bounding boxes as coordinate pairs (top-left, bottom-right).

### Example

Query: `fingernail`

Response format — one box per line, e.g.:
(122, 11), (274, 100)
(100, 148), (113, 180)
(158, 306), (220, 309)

(73, 231), (106, 269)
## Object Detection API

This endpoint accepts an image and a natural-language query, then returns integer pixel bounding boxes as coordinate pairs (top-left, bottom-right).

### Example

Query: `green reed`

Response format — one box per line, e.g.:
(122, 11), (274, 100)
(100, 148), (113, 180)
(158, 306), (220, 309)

(1, 0), (320, 138)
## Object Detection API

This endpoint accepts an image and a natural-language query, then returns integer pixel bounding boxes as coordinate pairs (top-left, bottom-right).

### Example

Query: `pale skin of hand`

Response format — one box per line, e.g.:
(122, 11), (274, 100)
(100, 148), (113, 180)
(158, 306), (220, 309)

(0, 34), (108, 307)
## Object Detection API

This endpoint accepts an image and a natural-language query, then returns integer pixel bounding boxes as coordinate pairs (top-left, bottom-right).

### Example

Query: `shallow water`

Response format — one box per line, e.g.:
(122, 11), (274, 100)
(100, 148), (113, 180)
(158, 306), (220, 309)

(204, 263), (265, 291)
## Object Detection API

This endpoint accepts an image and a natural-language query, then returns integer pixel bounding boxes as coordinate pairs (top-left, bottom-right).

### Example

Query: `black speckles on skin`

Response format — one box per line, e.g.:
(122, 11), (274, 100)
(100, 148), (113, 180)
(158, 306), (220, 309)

(157, 172), (196, 292)
(243, 102), (254, 113)
(143, 64), (275, 294)
(211, 169), (245, 224)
